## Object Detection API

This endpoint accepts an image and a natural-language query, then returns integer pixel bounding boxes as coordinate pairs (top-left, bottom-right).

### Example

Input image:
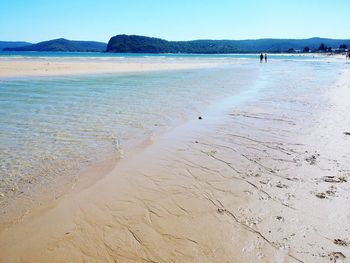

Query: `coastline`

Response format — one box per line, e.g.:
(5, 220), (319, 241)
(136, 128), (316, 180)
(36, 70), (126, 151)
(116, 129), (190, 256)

(0, 61), (349, 262)
(0, 61), (252, 228)
(0, 58), (221, 78)
(0, 53), (344, 79)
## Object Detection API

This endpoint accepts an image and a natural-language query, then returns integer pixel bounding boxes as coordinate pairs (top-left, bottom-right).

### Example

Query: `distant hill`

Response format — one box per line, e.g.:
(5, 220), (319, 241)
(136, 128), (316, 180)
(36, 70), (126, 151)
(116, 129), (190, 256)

(4, 38), (107, 52)
(106, 35), (350, 53)
(0, 41), (32, 51)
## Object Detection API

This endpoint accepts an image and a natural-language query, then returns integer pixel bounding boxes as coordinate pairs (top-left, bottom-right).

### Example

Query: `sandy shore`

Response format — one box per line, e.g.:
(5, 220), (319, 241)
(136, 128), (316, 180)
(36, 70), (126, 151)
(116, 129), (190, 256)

(0, 66), (350, 262)
(0, 54), (344, 78)
(0, 58), (219, 78)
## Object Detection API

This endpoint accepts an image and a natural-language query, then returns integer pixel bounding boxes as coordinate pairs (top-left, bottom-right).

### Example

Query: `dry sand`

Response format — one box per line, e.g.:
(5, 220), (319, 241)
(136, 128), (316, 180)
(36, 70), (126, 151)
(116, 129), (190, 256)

(0, 66), (350, 263)
(0, 58), (219, 78)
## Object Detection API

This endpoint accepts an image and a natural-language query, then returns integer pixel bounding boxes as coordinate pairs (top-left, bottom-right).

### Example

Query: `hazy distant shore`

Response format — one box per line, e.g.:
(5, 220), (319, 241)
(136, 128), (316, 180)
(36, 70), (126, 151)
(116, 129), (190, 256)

(3, 34), (349, 54)
(0, 57), (349, 262)
(0, 52), (344, 78)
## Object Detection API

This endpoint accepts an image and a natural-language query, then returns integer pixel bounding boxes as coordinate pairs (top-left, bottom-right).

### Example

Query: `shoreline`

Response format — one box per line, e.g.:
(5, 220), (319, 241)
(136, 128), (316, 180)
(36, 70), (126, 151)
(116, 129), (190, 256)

(0, 62), (349, 261)
(0, 63), (248, 229)
(0, 53), (345, 79)
(0, 59), (222, 78)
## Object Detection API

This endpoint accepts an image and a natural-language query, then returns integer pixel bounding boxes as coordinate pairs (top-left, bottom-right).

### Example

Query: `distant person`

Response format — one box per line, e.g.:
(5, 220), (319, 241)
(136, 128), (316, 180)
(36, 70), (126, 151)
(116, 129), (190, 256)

(264, 53), (268, 63)
(260, 53), (264, 63)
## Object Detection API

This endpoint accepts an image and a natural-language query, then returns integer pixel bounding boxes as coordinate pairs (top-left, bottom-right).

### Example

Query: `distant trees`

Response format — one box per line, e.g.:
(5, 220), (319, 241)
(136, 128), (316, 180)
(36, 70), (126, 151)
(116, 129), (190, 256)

(317, 43), (332, 52)
(302, 45), (334, 53)
(106, 35), (350, 54)
(339, 44), (348, 49)
(318, 43), (326, 51)
(303, 46), (310, 53)
(301, 43), (332, 53)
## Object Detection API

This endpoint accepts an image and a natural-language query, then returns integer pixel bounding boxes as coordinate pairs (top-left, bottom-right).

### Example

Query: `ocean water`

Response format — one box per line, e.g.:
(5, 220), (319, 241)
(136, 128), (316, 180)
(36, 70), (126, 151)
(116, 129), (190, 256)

(0, 51), (329, 61)
(0, 54), (344, 200)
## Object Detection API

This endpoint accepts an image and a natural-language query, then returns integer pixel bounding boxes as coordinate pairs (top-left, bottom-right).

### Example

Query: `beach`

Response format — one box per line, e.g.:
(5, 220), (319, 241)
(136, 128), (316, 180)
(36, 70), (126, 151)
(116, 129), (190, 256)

(0, 55), (349, 262)
(0, 53), (340, 78)
(0, 58), (219, 78)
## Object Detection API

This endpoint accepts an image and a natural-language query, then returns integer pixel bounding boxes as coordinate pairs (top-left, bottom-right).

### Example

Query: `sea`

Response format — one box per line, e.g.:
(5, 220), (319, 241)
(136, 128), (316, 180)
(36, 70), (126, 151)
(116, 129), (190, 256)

(0, 52), (345, 201)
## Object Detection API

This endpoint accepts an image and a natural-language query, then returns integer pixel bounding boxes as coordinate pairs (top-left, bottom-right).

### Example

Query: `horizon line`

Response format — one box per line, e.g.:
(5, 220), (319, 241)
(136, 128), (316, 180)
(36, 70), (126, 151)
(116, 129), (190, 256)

(2, 35), (350, 44)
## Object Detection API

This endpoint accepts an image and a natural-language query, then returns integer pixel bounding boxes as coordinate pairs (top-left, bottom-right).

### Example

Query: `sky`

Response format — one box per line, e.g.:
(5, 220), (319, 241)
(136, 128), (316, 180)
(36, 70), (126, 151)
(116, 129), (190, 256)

(0, 0), (349, 43)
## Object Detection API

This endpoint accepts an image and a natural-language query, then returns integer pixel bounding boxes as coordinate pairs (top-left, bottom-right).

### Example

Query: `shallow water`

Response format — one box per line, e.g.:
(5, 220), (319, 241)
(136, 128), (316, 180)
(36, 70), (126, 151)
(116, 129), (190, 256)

(0, 51), (327, 60)
(0, 57), (344, 200)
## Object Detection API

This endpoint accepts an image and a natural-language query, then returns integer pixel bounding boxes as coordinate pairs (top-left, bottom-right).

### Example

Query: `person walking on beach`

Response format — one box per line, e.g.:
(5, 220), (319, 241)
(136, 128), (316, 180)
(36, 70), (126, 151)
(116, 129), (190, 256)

(260, 53), (264, 63)
(264, 53), (268, 63)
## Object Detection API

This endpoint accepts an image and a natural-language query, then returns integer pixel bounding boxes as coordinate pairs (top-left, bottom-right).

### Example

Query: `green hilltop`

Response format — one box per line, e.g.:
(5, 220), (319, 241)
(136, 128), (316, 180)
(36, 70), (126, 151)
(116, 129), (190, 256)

(3, 38), (107, 52)
(106, 35), (350, 54)
(2, 35), (349, 53)
(0, 41), (32, 51)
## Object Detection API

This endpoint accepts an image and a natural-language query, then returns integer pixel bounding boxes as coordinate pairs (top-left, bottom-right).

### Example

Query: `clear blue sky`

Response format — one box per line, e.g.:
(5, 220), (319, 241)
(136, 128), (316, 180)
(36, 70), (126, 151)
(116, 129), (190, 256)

(0, 0), (349, 43)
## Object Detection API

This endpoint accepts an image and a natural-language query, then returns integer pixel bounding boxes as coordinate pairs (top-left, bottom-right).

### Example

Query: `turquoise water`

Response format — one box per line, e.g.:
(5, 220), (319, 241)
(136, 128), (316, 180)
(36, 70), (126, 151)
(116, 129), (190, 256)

(0, 56), (343, 199)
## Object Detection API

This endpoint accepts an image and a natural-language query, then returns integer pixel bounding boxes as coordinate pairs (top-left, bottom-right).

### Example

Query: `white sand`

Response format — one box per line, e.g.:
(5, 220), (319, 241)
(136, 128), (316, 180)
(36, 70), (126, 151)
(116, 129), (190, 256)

(0, 59), (219, 78)
(0, 54), (344, 78)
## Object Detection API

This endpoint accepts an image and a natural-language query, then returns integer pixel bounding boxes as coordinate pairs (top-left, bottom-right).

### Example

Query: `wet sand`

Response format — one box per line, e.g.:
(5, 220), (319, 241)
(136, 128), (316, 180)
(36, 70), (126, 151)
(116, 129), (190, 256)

(0, 58), (219, 78)
(0, 54), (343, 78)
(0, 67), (350, 262)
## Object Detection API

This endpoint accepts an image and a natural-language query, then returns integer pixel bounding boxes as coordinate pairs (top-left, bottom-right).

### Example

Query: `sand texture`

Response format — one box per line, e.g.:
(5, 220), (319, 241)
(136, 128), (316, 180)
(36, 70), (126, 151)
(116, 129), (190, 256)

(0, 54), (342, 78)
(0, 67), (349, 262)
(0, 58), (219, 78)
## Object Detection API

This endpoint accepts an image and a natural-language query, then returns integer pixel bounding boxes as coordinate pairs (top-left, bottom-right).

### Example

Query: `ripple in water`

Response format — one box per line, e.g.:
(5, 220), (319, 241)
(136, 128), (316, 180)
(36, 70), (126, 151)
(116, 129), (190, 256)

(0, 65), (255, 198)
(0, 59), (340, 203)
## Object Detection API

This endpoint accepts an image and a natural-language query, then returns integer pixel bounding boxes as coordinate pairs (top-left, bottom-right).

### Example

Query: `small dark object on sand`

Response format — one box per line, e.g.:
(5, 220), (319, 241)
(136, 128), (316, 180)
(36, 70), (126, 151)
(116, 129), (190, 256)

(344, 132), (350, 135)
(329, 251), (346, 261)
(323, 176), (347, 183)
(276, 181), (287, 188)
(198, 116), (202, 120)
(334, 239), (348, 247)
(305, 155), (317, 165)
(315, 193), (326, 199)
(217, 208), (225, 214)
